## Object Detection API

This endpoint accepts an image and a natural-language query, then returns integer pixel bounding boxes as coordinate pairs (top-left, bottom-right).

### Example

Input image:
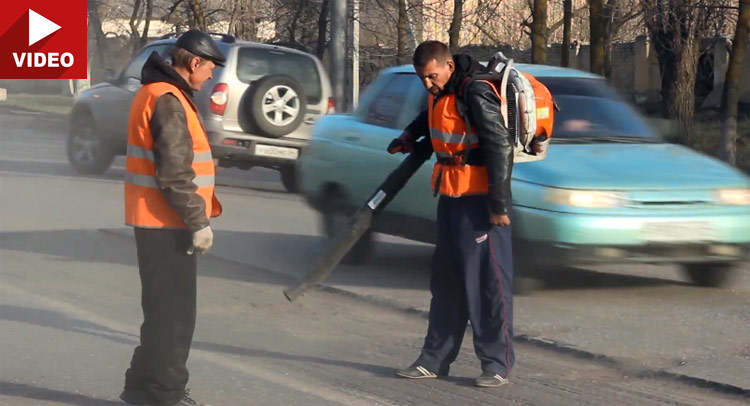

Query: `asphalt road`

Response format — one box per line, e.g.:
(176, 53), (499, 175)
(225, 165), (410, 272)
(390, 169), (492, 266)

(1, 107), (748, 405)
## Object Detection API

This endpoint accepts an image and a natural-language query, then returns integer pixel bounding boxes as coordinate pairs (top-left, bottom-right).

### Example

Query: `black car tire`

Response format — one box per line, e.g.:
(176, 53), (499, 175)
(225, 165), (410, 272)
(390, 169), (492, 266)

(681, 263), (737, 287)
(280, 166), (298, 193)
(511, 241), (544, 295)
(67, 113), (115, 175)
(321, 195), (374, 266)
(244, 75), (307, 138)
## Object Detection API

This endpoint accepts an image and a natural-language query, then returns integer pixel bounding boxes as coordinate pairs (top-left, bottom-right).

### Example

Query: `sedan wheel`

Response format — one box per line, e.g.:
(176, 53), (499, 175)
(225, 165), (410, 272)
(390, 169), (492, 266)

(681, 263), (737, 288)
(66, 114), (114, 174)
(322, 198), (374, 266)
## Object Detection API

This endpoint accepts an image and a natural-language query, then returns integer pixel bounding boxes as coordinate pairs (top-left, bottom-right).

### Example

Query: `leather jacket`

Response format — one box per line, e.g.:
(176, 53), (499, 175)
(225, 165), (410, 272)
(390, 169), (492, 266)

(405, 54), (514, 215)
(141, 53), (210, 232)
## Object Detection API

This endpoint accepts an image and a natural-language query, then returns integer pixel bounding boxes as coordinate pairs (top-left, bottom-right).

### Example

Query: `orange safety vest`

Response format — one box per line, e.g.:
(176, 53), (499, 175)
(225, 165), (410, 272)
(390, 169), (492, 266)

(124, 82), (222, 229)
(428, 92), (489, 197)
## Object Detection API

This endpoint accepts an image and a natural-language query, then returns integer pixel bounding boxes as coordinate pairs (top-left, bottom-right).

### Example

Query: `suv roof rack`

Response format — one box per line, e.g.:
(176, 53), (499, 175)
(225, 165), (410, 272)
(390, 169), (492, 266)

(158, 32), (236, 44)
(266, 41), (312, 54)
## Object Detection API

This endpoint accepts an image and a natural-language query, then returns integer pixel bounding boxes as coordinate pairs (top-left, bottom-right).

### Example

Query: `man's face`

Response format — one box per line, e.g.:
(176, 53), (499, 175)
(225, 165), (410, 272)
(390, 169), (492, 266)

(187, 57), (216, 91)
(415, 58), (455, 96)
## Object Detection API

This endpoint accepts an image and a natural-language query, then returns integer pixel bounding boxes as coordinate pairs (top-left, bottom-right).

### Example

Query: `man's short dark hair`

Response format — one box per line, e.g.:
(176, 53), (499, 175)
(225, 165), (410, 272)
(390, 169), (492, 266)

(413, 41), (452, 67)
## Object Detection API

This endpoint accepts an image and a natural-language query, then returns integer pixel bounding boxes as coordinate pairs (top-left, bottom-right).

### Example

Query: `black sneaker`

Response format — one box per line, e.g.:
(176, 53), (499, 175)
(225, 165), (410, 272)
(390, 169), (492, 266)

(474, 372), (509, 388)
(395, 364), (448, 379)
(173, 389), (210, 406)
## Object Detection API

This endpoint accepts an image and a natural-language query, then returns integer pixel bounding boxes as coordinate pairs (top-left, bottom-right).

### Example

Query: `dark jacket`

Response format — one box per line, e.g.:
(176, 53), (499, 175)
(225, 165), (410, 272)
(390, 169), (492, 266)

(140, 52), (209, 232)
(405, 54), (514, 215)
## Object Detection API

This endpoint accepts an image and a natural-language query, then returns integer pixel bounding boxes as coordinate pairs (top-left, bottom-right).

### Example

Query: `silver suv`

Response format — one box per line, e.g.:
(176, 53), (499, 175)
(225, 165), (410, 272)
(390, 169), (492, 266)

(67, 33), (333, 192)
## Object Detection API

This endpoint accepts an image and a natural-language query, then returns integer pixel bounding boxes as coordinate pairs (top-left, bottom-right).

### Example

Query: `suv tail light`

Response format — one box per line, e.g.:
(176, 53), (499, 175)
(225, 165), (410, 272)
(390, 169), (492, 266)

(209, 83), (229, 116)
(327, 97), (335, 114)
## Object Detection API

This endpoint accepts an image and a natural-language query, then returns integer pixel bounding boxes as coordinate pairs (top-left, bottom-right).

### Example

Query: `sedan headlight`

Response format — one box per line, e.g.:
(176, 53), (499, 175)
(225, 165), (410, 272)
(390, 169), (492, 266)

(716, 188), (750, 205)
(546, 189), (626, 208)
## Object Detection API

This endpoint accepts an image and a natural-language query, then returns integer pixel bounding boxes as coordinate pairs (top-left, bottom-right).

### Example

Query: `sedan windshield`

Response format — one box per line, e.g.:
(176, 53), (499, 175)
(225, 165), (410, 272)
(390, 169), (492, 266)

(537, 77), (662, 143)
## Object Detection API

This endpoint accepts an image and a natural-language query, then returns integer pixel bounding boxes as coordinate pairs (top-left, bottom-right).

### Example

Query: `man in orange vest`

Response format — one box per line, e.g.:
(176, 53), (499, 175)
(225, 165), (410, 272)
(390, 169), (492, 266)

(391, 41), (515, 387)
(120, 30), (224, 406)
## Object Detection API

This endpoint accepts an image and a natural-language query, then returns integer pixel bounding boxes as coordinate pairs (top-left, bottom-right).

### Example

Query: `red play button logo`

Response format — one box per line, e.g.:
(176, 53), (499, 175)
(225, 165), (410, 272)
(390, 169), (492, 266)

(28, 9), (61, 46)
(0, 1), (86, 79)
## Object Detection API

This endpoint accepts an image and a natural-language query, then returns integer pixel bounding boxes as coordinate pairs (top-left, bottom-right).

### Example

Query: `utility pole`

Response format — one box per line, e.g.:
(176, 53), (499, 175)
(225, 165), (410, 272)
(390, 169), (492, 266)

(330, 0), (346, 112)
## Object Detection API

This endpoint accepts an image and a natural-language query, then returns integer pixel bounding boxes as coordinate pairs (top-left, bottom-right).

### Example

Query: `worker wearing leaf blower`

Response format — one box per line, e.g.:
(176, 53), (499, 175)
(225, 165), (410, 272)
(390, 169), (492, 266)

(389, 40), (515, 388)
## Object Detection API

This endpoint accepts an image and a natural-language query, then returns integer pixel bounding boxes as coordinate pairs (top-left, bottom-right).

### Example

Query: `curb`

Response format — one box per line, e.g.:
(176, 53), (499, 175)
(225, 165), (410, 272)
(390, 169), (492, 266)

(0, 104), (69, 118)
(98, 228), (749, 397)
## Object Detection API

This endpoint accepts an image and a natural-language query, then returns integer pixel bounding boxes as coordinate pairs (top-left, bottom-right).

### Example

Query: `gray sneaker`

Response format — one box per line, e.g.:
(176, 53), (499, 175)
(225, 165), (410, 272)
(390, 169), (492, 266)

(396, 365), (442, 379)
(475, 372), (510, 388)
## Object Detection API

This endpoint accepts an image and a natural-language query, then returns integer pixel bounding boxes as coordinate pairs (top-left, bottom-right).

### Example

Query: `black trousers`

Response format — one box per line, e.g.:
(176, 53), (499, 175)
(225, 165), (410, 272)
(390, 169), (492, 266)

(416, 195), (515, 377)
(124, 227), (197, 405)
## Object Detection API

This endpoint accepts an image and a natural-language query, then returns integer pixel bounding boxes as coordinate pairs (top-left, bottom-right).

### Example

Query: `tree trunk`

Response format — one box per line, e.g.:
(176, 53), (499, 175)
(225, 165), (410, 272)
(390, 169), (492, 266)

(449, 0), (463, 54)
(140, 0), (153, 48)
(87, 0), (107, 73)
(129, 0), (143, 54)
(589, 0), (606, 75)
(398, 0), (408, 63)
(530, 0), (548, 64)
(646, 3), (701, 145)
(561, 0), (572, 66)
(603, 0), (618, 78)
(670, 40), (700, 145)
(233, 0), (257, 41)
(652, 28), (700, 145)
(188, 0), (208, 31)
(719, 0), (750, 165)
(287, 0), (309, 45)
(317, 0), (330, 59)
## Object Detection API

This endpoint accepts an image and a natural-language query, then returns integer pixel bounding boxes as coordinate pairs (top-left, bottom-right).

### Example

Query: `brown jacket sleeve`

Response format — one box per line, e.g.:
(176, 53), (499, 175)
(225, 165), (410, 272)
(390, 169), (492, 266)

(150, 94), (209, 232)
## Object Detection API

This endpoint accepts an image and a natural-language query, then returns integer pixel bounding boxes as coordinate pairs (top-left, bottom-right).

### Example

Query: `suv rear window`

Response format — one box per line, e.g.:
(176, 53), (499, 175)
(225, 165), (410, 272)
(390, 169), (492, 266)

(236, 48), (322, 103)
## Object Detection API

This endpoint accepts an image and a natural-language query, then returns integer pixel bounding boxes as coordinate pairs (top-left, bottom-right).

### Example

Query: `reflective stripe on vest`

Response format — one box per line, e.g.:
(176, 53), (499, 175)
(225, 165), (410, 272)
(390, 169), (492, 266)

(124, 82), (222, 229)
(127, 144), (214, 164)
(428, 93), (488, 197)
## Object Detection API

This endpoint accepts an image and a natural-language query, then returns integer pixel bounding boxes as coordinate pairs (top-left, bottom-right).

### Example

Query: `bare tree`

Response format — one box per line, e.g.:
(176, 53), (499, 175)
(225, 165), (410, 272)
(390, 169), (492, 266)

(449, 0), (464, 53)
(590, 0), (606, 75)
(561, 0), (572, 66)
(230, 0), (259, 41)
(529, 0), (548, 63)
(641, 0), (729, 144)
(140, 0), (154, 48)
(316, 0), (330, 58)
(127, 0), (155, 54)
(187, 0), (208, 31)
(87, 0), (108, 71)
(719, 0), (749, 165)
(602, 0), (644, 77)
(602, 0), (619, 77)
(398, 0), (409, 62)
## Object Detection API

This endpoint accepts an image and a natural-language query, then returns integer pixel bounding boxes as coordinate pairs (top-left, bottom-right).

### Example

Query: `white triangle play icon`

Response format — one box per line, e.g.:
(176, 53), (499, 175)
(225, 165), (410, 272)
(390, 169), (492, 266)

(28, 9), (61, 47)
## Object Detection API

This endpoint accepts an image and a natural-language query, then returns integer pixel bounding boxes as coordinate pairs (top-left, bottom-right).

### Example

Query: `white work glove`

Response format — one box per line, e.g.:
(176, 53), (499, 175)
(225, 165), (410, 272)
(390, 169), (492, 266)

(187, 226), (213, 255)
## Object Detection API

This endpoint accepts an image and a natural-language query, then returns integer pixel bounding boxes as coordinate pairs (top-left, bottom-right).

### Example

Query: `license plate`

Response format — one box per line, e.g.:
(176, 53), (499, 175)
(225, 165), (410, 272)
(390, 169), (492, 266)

(641, 221), (716, 243)
(255, 145), (299, 160)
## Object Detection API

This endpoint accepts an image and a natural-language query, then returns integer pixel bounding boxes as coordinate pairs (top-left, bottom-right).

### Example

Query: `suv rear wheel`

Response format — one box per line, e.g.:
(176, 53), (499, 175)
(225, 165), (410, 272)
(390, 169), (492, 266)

(244, 75), (307, 138)
(67, 113), (115, 175)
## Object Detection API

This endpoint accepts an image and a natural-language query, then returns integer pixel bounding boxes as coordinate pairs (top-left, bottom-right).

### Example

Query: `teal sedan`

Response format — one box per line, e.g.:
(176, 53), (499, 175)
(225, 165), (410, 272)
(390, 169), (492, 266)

(298, 64), (750, 287)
